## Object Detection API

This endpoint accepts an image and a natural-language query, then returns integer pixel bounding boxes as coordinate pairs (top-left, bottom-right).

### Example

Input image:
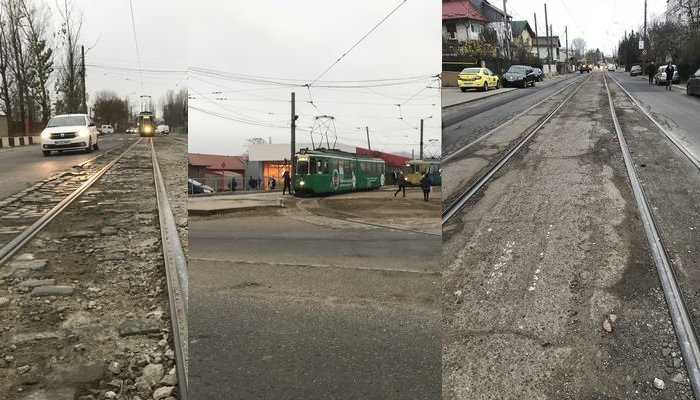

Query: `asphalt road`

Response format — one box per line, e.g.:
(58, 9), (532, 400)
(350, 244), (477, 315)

(0, 133), (137, 201)
(188, 214), (441, 399)
(610, 72), (700, 160)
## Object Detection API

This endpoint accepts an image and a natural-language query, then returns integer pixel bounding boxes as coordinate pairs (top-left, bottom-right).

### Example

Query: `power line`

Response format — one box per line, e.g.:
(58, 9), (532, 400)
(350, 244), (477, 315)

(128, 0), (144, 89)
(307, 0), (408, 86)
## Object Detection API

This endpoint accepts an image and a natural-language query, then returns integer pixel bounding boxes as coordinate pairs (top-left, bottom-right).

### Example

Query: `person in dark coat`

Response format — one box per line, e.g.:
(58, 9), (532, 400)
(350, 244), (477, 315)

(665, 62), (675, 90)
(394, 172), (406, 197)
(648, 63), (655, 84)
(282, 171), (292, 194)
(420, 171), (431, 201)
(230, 177), (237, 192)
(248, 176), (255, 190)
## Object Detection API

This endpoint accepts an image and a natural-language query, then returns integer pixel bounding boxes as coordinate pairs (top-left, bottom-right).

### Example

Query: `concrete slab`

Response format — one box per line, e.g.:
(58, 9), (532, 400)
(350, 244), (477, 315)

(188, 192), (285, 216)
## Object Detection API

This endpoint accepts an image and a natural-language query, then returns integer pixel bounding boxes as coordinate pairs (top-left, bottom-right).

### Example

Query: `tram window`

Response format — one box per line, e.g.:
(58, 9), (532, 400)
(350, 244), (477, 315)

(319, 160), (329, 174)
(309, 158), (318, 174)
(297, 160), (309, 175)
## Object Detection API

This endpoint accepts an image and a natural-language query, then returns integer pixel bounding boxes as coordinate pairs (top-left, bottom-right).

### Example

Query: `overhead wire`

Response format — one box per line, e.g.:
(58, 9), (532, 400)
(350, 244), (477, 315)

(128, 0), (144, 89)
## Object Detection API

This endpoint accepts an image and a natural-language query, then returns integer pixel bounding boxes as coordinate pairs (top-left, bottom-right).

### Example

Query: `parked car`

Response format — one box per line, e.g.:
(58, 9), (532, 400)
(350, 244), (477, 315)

(156, 124), (170, 134)
(686, 68), (700, 96)
(40, 114), (99, 157)
(654, 65), (680, 85)
(629, 65), (642, 76)
(502, 65), (536, 88)
(457, 67), (501, 92)
(607, 64), (616, 71)
(532, 68), (544, 81)
(99, 124), (114, 134)
(188, 178), (214, 194)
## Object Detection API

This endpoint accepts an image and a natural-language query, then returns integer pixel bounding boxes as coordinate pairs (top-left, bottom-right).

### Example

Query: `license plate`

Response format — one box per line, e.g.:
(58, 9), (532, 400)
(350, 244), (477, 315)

(56, 140), (71, 145)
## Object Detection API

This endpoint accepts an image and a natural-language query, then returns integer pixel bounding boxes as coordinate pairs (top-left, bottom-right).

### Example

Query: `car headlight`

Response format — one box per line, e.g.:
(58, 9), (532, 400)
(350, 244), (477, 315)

(78, 129), (90, 137)
(41, 131), (50, 139)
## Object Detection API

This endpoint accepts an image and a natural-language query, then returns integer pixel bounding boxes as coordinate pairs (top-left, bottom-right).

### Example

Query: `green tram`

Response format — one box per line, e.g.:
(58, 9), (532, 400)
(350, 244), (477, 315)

(294, 148), (386, 195)
(404, 159), (441, 186)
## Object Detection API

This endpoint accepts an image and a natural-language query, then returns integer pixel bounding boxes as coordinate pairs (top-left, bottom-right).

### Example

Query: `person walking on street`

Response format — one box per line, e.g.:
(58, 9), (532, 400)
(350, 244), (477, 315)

(282, 171), (292, 195)
(420, 171), (431, 202)
(665, 63), (675, 90)
(648, 63), (655, 84)
(394, 172), (406, 197)
(230, 177), (237, 192)
(248, 176), (255, 190)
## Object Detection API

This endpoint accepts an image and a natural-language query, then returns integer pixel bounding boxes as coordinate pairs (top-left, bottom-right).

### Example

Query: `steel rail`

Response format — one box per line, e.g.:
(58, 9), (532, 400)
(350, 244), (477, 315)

(0, 138), (143, 266)
(442, 73), (593, 225)
(443, 74), (586, 163)
(150, 138), (188, 399)
(603, 74), (700, 398)
(608, 74), (700, 171)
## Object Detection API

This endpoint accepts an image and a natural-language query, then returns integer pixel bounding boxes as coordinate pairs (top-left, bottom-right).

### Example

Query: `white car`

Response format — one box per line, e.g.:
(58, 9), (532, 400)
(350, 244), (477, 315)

(100, 124), (114, 134)
(607, 64), (615, 71)
(41, 114), (99, 157)
(156, 124), (170, 135)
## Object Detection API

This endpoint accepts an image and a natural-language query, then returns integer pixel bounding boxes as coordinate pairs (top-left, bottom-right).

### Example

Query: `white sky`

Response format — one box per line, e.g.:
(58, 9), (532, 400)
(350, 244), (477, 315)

(505, 0), (669, 56)
(188, 0), (442, 157)
(50, 0), (187, 118)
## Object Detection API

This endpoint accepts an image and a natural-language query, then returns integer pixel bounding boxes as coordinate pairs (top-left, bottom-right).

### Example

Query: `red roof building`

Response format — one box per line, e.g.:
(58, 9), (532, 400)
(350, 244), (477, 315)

(442, 0), (488, 22)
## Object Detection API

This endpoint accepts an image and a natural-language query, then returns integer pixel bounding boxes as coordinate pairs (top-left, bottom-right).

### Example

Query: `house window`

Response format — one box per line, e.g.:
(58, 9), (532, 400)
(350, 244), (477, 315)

(471, 24), (476, 33)
(446, 23), (456, 38)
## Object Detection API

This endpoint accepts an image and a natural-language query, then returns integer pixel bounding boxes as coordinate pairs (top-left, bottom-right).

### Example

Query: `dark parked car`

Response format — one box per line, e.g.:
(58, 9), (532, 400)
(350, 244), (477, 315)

(533, 68), (544, 81)
(502, 65), (536, 88)
(188, 178), (214, 194)
(687, 68), (700, 96)
(629, 65), (642, 76)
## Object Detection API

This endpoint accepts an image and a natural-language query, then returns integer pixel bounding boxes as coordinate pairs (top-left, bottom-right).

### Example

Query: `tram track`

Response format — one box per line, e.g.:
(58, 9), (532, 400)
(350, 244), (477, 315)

(295, 196), (441, 236)
(442, 71), (699, 398)
(442, 73), (593, 225)
(604, 73), (700, 398)
(0, 138), (187, 399)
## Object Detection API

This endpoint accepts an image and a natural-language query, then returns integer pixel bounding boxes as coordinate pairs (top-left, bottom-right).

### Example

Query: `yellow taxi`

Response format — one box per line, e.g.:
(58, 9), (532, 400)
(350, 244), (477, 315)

(457, 67), (501, 92)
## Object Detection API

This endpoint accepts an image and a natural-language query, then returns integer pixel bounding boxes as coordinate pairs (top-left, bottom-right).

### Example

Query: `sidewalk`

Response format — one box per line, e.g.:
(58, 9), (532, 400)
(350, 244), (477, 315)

(188, 191), (287, 216)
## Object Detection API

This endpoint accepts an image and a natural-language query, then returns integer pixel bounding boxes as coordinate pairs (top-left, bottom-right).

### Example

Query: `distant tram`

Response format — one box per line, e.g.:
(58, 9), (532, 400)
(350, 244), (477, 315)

(404, 159), (441, 186)
(137, 111), (156, 137)
(294, 148), (386, 195)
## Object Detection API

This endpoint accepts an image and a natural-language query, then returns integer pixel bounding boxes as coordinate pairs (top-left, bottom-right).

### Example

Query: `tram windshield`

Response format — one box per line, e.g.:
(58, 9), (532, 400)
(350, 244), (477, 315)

(297, 158), (309, 175)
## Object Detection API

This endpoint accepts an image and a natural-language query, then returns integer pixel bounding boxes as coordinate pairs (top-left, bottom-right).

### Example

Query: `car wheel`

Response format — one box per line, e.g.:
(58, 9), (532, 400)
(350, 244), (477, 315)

(522, 79), (527, 88)
(42, 150), (50, 157)
(86, 138), (93, 153)
(496, 80), (500, 89)
(460, 87), (466, 92)
(93, 140), (99, 151)
(531, 80), (536, 87)
(483, 82), (488, 92)
(687, 86), (691, 95)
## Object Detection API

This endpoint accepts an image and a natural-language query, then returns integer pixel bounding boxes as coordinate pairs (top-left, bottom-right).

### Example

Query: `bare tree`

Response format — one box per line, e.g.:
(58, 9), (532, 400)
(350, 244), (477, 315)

(571, 37), (586, 59)
(53, 0), (82, 114)
(0, 4), (14, 121)
(18, 0), (53, 123)
(5, 0), (30, 131)
(93, 89), (127, 128)
(160, 86), (187, 129)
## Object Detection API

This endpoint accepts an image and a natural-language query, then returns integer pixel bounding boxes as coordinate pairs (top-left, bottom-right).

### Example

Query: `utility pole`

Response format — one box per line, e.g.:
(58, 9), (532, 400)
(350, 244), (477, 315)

(502, 0), (510, 62)
(81, 45), (86, 114)
(365, 126), (371, 151)
(419, 119), (424, 160)
(643, 0), (647, 76)
(544, 4), (551, 74)
(550, 24), (554, 72)
(290, 92), (296, 192)
(565, 26), (568, 73)
(534, 13), (539, 63)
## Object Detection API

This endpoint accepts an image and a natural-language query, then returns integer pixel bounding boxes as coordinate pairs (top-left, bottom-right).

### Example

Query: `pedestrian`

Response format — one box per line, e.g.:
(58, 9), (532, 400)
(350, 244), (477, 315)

(282, 171), (292, 195)
(248, 176), (255, 190)
(230, 177), (237, 192)
(257, 177), (262, 190)
(420, 171), (431, 202)
(665, 62), (675, 90)
(270, 177), (276, 191)
(392, 169), (398, 186)
(394, 172), (406, 197)
(648, 63), (655, 84)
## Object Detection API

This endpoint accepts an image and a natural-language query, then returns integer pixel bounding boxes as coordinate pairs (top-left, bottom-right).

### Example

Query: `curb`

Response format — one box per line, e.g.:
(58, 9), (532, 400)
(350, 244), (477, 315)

(442, 88), (514, 110)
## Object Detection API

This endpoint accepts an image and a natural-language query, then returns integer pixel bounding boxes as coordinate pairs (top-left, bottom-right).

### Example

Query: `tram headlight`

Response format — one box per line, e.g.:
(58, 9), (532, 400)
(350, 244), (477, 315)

(299, 180), (305, 186)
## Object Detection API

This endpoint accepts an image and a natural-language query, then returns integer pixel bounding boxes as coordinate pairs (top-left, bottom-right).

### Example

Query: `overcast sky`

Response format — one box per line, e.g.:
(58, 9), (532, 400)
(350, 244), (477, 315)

(50, 0), (187, 118)
(188, 0), (441, 157)
(506, 0), (669, 56)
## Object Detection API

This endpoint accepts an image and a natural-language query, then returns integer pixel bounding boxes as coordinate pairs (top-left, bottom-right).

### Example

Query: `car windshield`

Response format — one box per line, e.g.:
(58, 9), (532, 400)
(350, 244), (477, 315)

(507, 66), (527, 74)
(47, 115), (85, 127)
(460, 68), (480, 74)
